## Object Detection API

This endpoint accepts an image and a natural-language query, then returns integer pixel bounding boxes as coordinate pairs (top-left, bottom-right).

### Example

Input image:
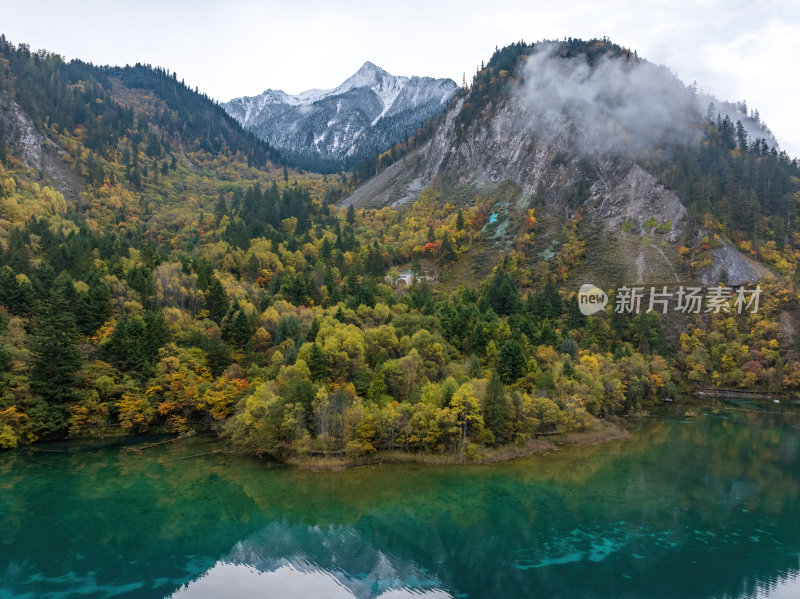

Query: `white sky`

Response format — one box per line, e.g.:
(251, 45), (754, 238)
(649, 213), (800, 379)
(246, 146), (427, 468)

(2, 0), (799, 156)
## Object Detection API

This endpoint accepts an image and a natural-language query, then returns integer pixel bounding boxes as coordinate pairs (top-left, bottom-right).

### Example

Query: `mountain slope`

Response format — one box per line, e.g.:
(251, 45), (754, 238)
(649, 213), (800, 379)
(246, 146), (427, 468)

(344, 39), (797, 286)
(223, 62), (458, 169)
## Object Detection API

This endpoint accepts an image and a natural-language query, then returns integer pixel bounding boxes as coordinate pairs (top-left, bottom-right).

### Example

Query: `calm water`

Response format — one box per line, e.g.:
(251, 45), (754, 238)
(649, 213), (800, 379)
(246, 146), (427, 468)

(2, 407), (800, 599)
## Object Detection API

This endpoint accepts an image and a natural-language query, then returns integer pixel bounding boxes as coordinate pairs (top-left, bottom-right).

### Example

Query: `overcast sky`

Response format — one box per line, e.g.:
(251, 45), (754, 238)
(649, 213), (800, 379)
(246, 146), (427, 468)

(2, 0), (799, 156)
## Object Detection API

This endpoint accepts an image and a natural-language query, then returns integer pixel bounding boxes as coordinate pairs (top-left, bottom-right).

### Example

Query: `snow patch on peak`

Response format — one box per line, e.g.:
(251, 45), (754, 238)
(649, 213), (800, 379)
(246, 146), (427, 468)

(338, 62), (409, 111)
(223, 63), (458, 162)
(229, 62), (412, 113)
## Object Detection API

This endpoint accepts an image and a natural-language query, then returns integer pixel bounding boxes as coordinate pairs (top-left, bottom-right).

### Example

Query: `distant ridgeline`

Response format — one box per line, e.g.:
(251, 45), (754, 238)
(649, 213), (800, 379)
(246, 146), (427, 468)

(0, 35), (283, 171)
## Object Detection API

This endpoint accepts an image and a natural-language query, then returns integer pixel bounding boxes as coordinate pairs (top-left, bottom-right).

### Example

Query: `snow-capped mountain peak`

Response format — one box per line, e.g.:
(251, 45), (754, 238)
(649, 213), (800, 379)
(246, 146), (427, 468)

(338, 62), (409, 110)
(248, 62), (408, 112)
(223, 63), (458, 166)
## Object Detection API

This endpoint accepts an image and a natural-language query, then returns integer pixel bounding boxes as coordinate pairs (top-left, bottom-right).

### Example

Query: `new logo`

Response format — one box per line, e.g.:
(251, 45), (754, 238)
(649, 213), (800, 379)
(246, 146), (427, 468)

(578, 284), (608, 315)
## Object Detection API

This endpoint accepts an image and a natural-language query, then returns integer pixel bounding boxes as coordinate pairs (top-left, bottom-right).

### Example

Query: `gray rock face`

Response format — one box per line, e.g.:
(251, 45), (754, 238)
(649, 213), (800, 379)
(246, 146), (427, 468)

(341, 142), (431, 210)
(701, 240), (774, 286)
(586, 163), (686, 241)
(0, 93), (80, 203)
(422, 98), (569, 194)
(224, 62), (458, 164)
(0, 92), (47, 168)
(347, 93), (687, 231)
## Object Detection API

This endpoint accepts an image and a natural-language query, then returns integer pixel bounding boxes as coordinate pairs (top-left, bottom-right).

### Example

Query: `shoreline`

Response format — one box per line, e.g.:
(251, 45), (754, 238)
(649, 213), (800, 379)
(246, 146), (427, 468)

(8, 421), (631, 469)
(284, 421), (630, 472)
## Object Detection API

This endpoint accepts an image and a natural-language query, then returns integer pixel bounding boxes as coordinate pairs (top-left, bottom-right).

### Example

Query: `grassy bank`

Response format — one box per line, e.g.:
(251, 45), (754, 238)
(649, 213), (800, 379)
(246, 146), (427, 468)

(284, 421), (629, 471)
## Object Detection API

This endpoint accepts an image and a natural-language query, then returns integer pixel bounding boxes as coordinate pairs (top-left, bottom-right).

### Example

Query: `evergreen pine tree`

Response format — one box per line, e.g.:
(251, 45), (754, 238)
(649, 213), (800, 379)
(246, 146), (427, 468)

(565, 295), (586, 329)
(442, 235), (456, 261)
(75, 276), (111, 335)
(484, 369), (512, 444)
(307, 317), (320, 342)
(206, 277), (229, 323)
(498, 339), (525, 384)
(308, 342), (327, 381)
(29, 286), (81, 404)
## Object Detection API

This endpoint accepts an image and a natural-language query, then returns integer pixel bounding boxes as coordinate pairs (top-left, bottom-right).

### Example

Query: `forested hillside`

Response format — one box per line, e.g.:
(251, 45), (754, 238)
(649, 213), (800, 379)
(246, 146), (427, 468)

(1, 37), (799, 464)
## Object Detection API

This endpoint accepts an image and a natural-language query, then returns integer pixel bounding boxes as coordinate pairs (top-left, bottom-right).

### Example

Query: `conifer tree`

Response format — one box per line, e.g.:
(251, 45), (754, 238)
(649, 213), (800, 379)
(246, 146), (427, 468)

(29, 286), (81, 404)
(206, 277), (229, 323)
(499, 339), (525, 384)
(483, 369), (512, 444)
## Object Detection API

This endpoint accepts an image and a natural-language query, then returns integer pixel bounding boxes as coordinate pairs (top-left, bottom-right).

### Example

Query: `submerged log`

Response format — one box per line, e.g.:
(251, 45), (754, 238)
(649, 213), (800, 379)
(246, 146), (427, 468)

(165, 449), (230, 462)
(125, 432), (195, 452)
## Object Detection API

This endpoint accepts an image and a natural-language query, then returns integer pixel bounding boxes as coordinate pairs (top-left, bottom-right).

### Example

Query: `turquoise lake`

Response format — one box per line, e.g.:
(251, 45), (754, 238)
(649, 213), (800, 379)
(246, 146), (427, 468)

(2, 406), (800, 598)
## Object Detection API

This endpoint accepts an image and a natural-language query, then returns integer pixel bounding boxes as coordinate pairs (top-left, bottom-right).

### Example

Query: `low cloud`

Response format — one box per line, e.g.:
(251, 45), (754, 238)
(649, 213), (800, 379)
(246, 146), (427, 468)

(514, 44), (703, 157)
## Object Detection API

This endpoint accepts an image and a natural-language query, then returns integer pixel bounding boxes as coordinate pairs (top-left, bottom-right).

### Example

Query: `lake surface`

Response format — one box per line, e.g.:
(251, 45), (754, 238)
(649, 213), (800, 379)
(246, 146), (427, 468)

(2, 406), (800, 599)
